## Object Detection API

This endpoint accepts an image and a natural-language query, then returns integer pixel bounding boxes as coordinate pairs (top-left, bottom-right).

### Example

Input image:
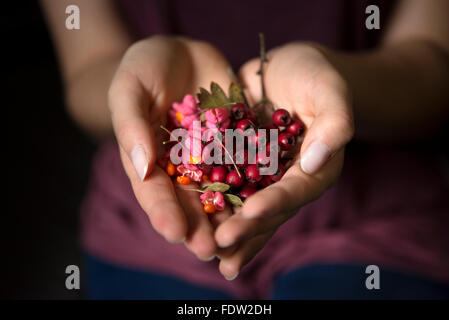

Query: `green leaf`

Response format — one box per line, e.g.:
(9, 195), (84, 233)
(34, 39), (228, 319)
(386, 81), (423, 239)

(197, 82), (231, 110)
(224, 193), (244, 207)
(204, 182), (230, 192)
(199, 112), (206, 122)
(228, 82), (245, 104)
(210, 82), (229, 105)
(197, 87), (215, 110)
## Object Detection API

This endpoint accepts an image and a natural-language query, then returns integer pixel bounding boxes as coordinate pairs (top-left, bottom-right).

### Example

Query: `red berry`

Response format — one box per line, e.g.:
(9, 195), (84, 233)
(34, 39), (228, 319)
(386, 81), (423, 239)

(286, 119), (304, 136)
(251, 130), (268, 148)
(278, 132), (295, 151)
(232, 103), (246, 120)
(266, 141), (280, 156)
(245, 164), (262, 183)
(246, 110), (256, 122)
(239, 185), (257, 199)
(234, 149), (249, 167)
(226, 170), (245, 188)
(210, 166), (228, 182)
(271, 163), (286, 182)
(263, 124), (278, 131)
(272, 108), (291, 126)
(236, 119), (254, 132)
(255, 150), (270, 166)
(259, 175), (273, 188)
(199, 165), (212, 175)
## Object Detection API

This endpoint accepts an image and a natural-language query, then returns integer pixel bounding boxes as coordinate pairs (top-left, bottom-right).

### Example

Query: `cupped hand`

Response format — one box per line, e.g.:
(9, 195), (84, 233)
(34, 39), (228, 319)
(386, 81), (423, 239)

(214, 43), (354, 279)
(108, 36), (234, 260)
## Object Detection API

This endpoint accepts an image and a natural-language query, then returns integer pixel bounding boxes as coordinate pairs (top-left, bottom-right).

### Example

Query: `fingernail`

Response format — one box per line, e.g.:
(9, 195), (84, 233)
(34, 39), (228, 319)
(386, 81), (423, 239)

(130, 145), (149, 181)
(300, 141), (331, 174)
(225, 273), (239, 281)
(167, 236), (186, 244)
(198, 255), (215, 262)
(217, 238), (235, 249)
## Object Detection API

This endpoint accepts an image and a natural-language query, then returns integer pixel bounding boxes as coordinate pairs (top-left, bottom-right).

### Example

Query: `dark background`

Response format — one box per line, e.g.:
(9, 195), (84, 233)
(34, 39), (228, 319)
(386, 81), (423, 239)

(3, 2), (94, 299)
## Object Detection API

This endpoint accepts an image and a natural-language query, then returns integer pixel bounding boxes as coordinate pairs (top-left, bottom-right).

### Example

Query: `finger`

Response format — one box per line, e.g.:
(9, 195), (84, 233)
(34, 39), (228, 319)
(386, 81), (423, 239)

(209, 205), (233, 229)
(241, 150), (344, 219)
(238, 58), (262, 105)
(215, 210), (291, 248)
(109, 69), (157, 181)
(300, 78), (354, 174)
(218, 231), (275, 280)
(175, 183), (217, 260)
(120, 148), (188, 243)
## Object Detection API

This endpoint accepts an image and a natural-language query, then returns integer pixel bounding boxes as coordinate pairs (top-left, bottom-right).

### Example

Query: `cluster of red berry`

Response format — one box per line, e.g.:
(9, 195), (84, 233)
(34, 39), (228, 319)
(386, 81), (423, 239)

(157, 82), (304, 214)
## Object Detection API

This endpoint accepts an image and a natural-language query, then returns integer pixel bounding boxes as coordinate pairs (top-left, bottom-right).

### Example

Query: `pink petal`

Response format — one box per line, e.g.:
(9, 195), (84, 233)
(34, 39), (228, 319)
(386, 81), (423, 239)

(213, 191), (226, 211)
(200, 190), (214, 205)
(219, 119), (231, 131)
(172, 94), (198, 115)
(177, 164), (188, 175)
(191, 169), (203, 182)
(181, 114), (199, 129)
(204, 109), (218, 123)
(214, 108), (230, 122)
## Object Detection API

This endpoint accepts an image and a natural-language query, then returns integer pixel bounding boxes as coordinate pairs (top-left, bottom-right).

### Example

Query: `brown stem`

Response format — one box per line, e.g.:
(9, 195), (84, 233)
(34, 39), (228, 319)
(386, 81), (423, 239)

(258, 33), (268, 102)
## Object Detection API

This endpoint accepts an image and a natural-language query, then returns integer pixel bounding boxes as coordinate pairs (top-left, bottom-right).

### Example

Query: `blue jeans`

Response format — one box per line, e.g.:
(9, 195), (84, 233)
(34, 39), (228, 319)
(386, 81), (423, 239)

(84, 254), (449, 300)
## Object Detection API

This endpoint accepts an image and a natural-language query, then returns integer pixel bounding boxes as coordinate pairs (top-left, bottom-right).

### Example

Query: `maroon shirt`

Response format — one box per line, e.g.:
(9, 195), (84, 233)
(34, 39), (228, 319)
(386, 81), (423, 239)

(81, 0), (449, 298)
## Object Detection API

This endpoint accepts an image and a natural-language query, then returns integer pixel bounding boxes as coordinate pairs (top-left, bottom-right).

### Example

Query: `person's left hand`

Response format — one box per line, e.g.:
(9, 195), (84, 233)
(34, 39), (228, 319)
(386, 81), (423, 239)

(214, 43), (354, 280)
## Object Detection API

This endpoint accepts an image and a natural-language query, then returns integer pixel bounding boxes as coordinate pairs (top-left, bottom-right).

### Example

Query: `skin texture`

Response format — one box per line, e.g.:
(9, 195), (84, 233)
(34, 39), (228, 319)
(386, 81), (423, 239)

(109, 37), (236, 260)
(41, 0), (449, 280)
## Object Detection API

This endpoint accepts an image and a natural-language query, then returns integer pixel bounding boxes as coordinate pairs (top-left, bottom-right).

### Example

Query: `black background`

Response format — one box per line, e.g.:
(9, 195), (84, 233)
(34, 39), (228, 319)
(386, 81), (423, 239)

(2, 1), (94, 299)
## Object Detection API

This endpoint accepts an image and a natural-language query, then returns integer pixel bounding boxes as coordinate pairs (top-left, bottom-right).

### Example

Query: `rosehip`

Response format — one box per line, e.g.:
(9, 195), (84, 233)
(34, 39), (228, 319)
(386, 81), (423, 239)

(278, 132), (295, 151)
(286, 119), (304, 136)
(231, 103), (246, 120)
(210, 166), (228, 182)
(236, 119), (254, 132)
(245, 164), (262, 183)
(226, 170), (245, 188)
(203, 203), (216, 214)
(272, 108), (291, 126)
(239, 185), (257, 199)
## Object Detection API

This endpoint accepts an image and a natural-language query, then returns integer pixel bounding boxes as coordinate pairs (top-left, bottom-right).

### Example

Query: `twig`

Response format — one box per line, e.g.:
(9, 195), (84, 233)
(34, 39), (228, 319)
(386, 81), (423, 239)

(257, 33), (268, 102)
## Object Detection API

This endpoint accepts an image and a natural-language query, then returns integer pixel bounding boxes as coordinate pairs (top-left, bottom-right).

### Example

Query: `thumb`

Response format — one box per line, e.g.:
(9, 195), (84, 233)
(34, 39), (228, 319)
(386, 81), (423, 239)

(109, 70), (157, 181)
(300, 96), (354, 175)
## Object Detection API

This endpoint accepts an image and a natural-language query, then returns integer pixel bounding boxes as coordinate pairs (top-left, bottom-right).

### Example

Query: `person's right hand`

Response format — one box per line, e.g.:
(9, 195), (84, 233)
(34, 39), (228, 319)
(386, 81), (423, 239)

(108, 36), (234, 260)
